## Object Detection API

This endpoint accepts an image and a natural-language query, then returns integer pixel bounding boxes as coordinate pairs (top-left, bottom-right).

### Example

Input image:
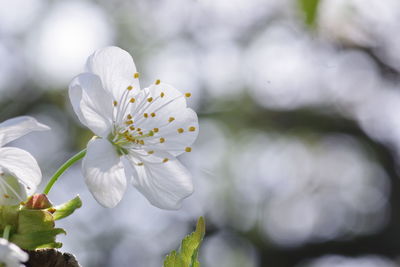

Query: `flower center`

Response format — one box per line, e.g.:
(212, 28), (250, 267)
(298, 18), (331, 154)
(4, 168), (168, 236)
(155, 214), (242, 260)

(108, 77), (195, 159)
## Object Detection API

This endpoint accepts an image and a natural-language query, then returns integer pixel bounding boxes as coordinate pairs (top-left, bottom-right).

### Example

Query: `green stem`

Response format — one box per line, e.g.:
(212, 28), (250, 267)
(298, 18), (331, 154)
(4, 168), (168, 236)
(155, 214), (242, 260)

(3, 225), (11, 240)
(43, 149), (87, 195)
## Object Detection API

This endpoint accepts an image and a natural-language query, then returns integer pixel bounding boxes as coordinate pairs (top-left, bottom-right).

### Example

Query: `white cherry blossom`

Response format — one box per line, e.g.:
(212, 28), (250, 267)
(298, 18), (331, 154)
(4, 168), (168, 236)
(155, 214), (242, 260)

(0, 116), (49, 205)
(0, 238), (28, 267)
(69, 46), (198, 209)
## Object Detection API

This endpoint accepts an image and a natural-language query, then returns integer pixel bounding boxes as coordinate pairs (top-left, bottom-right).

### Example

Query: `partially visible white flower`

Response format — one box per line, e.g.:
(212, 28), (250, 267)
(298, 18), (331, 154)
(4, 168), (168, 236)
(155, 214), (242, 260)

(0, 116), (49, 205)
(0, 238), (28, 267)
(69, 46), (199, 209)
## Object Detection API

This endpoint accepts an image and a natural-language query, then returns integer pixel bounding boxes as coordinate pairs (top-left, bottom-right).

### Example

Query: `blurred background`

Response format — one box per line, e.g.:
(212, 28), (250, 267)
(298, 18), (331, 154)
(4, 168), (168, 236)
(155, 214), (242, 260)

(1, 0), (400, 266)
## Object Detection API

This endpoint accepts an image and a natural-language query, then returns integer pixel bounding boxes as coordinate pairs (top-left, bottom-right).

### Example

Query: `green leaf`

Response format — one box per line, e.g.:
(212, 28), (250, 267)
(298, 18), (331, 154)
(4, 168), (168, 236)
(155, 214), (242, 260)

(52, 195), (82, 221)
(10, 209), (66, 250)
(163, 217), (206, 267)
(298, 0), (320, 28)
(11, 229), (66, 250)
(0, 205), (19, 230)
(16, 210), (55, 234)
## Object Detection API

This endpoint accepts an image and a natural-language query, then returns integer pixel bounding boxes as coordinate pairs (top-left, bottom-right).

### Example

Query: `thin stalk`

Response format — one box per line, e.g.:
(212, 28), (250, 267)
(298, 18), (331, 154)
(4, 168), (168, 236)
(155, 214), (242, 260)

(3, 225), (11, 240)
(43, 149), (86, 195)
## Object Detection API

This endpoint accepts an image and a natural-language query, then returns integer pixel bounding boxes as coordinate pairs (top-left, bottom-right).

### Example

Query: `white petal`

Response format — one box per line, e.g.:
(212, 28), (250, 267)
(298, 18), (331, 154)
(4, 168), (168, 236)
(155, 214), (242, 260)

(130, 83), (199, 156)
(69, 73), (113, 137)
(0, 147), (42, 201)
(151, 108), (198, 156)
(0, 172), (27, 206)
(0, 238), (28, 265)
(126, 152), (193, 210)
(83, 138), (127, 208)
(0, 116), (50, 147)
(85, 46), (140, 102)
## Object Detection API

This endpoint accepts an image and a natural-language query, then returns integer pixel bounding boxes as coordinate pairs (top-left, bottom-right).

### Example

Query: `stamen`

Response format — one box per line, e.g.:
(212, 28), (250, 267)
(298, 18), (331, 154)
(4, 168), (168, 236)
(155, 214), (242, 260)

(113, 100), (118, 106)
(163, 158), (169, 163)
(155, 79), (161, 85)
(185, 147), (192, 152)
(134, 72), (140, 79)
(177, 128), (184, 133)
(188, 126), (196, 132)
(147, 97), (153, 102)
(185, 93), (191, 98)
(127, 114), (132, 119)
(144, 113), (149, 118)
(150, 112), (156, 117)
(130, 98), (136, 103)
(153, 128), (159, 133)
(168, 117), (175, 123)
(125, 120), (134, 125)
(148, 131), (154, 136)
(160, 137), (165, 143)
(137, 162), (144, 166)
(148, 150), (154, 154)
(127, 86), (133, 91)
(139, 140), (145, 145)
(129, 126), (135, 131)
(160, 92), (165, 98)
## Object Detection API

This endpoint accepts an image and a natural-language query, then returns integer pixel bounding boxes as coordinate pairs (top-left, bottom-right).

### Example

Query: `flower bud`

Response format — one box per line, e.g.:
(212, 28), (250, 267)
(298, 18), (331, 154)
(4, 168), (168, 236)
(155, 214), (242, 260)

(24, 194), (53, 209)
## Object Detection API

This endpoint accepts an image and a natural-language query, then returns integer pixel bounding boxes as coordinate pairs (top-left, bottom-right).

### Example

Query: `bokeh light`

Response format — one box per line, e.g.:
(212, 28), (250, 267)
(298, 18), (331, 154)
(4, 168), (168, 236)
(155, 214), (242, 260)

(1, 0), (400, 266)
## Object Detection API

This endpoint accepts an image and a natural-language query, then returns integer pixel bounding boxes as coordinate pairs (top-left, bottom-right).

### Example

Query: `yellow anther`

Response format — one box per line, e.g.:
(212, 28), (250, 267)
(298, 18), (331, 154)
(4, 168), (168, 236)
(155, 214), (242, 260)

(160, 137), (165, 143)
(185, 93), (191, 98)
(177, 128), (184, 133)
(163, 158), (169, 163)
(127, 85), (133, 90)
(139, 140), (145, 145)
(188, 126), (196, 132)
(148, 131), (154, 136)
(127, 114), (132, 119)
(125, 120), (133, 125)
(113, 100), (118, 106)
(168, 117), (175, 123)
(138, 131), (143, 135)
(151, 112), (156, 117)
(144, 113), (148, 118)
(137, 162), (144, 166)
(155, 79), (161, 85)
(130, 97), (136, 103)
(147, 97), (153, 102)
(153, 128), (159, 133)
(160, 92), (165, 98)
(185, 147), (192, 152)
(148, 150), (154, 154)
(137, 128), (141, 131)
(134, 72), (139, 78)
(129, 126), (135, 131)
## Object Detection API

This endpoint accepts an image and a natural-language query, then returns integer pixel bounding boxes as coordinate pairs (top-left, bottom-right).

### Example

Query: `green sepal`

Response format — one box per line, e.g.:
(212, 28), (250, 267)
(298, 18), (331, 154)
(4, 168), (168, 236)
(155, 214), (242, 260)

(163, 217), (206, 267)
(51, 195), (82, 221)
(10, 209), (66, 250)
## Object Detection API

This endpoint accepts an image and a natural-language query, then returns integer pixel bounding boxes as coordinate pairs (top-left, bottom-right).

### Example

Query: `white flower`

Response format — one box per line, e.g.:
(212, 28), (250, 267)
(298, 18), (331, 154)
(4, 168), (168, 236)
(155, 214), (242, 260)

(69, 46), (198, 209)
(0, 238), (28, 267)
(0, 116), (49, 205)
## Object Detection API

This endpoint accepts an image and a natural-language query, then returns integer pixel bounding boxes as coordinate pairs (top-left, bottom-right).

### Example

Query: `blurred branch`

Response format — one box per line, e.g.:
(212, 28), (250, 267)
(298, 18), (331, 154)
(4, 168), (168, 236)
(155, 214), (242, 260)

(25, 249), (80, 267)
